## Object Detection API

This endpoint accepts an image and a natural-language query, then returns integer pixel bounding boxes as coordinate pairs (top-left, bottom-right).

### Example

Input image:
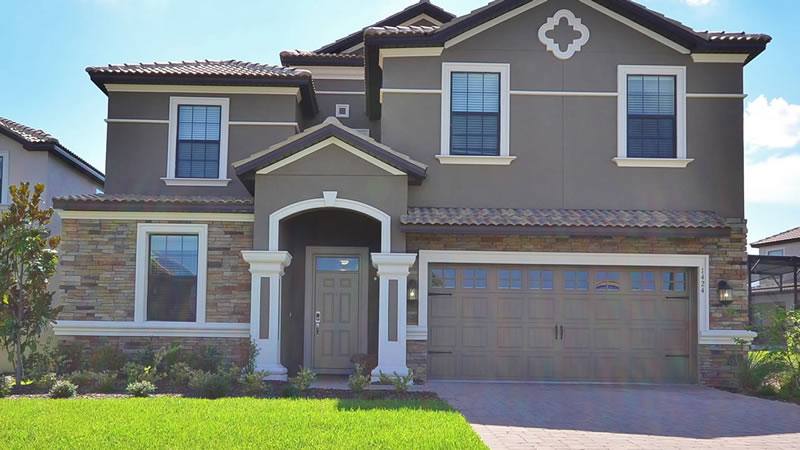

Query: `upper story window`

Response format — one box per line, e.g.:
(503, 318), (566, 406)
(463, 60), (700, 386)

(616, 66), (690, 168)
(439, 63), (513, 165)
(135, 224), (208, 324)
(767, 249), (785, 257)
(165, 97), (230, 186)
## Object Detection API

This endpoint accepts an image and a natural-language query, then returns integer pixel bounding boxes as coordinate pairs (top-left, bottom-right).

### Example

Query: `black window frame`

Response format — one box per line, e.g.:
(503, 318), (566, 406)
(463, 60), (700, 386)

(449, 71), (502, 157)
(175, 104), (222, 179)
(626, 74), (678, 159)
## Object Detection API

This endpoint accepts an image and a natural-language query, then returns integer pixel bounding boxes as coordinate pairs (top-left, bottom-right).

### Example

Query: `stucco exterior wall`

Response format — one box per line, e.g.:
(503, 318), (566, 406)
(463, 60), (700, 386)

(379, 0), (745, 219)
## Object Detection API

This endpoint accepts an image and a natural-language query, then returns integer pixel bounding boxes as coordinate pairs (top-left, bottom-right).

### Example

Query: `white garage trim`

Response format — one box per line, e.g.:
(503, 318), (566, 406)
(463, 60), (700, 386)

(412, 250), (755, 345)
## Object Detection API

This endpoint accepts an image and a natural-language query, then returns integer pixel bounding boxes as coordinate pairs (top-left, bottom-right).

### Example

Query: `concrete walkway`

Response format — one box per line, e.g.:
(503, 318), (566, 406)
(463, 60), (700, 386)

(429, 381), (800, 449)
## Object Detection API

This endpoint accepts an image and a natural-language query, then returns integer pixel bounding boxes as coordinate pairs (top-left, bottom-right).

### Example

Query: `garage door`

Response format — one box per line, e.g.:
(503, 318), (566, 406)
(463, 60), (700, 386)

(428, 264), (694, 383)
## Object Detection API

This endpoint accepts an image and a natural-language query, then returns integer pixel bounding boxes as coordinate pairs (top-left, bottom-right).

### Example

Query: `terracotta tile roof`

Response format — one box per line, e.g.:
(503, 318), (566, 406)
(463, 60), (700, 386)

(0, 117), (58, 144)
(53, 194), (254, 213)
(705, 32), (773, 43)
(280, 51), (364, 67)
(401, 207), (728, 229)
(752, 227), (800, 247)
(365, 25), (440, 38)
(86, 60), (310, 79)
(0, 117), (105, 184)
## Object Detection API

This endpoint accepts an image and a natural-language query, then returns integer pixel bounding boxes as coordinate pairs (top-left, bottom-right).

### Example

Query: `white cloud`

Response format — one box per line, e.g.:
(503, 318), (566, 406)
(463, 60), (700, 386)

(744, 96), (800, 153)
(683, 0), (712, 5)
(746, 153), (800, 205)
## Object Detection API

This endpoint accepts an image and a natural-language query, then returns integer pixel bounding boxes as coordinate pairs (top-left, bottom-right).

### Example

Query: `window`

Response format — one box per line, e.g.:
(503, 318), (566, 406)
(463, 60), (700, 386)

(463, 268), (487, 289)
(0, 151), (7, 205)
(529, 270), (554, 290)
(626, 75), (676, 158)
(166, 97), (230, 186)
(594, 271), (621, 291)
(663, 271), (686, 292)
(440, 63), (511, 164)
(335, 104), (350, 118)
(565, 271), (589, 291)
(631, 271), (656, 291)
(135, 224), (208, 323)
(316, 257), (359, 272)
(617, 66), (688, 167)
(767, 249), (785, 257)
(431, 268), (456, 289)
(498, 270), (522, 289)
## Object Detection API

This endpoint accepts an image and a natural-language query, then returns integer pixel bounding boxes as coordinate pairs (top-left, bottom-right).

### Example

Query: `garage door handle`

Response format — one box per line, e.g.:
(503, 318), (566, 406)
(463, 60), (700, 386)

(555, 325), (558, 340)
(429, 293), (453, 297)
(665, 354), (690, 358)
(665, 296), (690, 300)
(560, 325), (564, 340)
(429, 351), (453, 354)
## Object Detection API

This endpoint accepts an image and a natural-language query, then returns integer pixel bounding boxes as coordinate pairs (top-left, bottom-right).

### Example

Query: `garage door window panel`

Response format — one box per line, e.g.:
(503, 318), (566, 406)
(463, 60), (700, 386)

(431, 268), (456, 289)
(529, 270), (554, 290)
(463, 269), (488, 289)
(594, 271), (621, 291)
(498, 269), (522, 289)
(632, 271), (656, 291)
(564, 271), (589, 291)
(663, 271), (687, 292)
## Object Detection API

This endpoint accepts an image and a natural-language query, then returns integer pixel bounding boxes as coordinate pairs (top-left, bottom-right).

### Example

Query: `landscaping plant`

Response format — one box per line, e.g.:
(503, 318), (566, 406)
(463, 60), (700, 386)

(126, 381), (157, 398)
(348, 364), (370, 393)
(188, 370), (234, 399)
(89, 346), (127, 372)
(289, 367), (316, 392)
(240, 371), (270, 397)
(168, 362), (194, 388)
(379, 370), (415, 393)
(0, 375), (12, 397)
(48, 380), (78, 399)
(245, 339), (259, 375)
(764, 308), (800, 398)
(0, 183), (62, 386)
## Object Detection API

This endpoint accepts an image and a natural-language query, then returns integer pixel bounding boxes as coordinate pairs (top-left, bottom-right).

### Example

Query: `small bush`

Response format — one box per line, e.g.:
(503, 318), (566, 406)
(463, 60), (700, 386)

(168, 362), (195, 388)
(737, 351), (780, 392)
(49, 380), (78, 399)
(189, 345), (223, 372)
(95, 371), (119, 393)
(188, 370), (234, 399)
(89, 346), (127, 372)
(68, 370), (99, 390)
(126, 380), (157, 398)
(289, 367), (316, 392)
(282, 385), (301, 398)
(240, 371), (270, 397)
(25, 347), (58, 382)
(348, 364), (370, 393)
(0, 376), (13, 397)
(123, 362), (162, 384)
(55, 342), (85, 374)
(245, 339), (259, 375)
(34, 372), (58, 390)
(155, 344), (185, 372)
(378, 370), (414, 393)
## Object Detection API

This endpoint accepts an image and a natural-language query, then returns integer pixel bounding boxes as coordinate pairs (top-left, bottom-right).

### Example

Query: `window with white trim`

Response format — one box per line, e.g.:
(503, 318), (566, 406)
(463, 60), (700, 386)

(165, 97), (230, 185)
(135, 224), (208, 323)
(441, 63), (511, 161)
(0, 150), (8, 205)
(617, 66), (688, 166)
(767, 249), (785, 257)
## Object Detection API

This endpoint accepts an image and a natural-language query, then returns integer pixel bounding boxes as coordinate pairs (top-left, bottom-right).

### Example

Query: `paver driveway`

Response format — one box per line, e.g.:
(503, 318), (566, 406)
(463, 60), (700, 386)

(429, 382), (800, 449)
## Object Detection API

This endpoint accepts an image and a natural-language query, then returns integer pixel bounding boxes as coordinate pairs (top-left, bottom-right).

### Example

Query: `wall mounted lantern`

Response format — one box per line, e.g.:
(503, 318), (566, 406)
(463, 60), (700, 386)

(407, 279), (418, 302)
(718, 280), (734, 305)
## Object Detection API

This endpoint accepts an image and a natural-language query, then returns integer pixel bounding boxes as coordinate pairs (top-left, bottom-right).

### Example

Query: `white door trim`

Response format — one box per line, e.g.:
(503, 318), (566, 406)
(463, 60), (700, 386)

(414, 250), (755, 345)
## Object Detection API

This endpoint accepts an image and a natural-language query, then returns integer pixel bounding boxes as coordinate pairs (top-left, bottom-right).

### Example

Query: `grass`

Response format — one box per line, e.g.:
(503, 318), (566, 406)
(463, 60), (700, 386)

(0, 397), (486, 449)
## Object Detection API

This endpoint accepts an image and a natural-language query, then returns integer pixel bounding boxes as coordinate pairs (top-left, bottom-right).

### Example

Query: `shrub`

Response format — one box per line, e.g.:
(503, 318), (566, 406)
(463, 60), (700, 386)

(188, 370), (234, 399)
(89, 346), (127, 372)
(0, 376), (13, 397)
(245, 339), (259, 375)
(378, 370), (414, 393)
(95, 371), (119, 393)
(168, 362), (194, 388)
(126, 380), (157, 398)
(736, 351), (781, 392)
(34, 372), (58, 390)
(282, 385), (301, 398)
(240, 371), (270, 397)
(348, 364), (370, 393)
(123, 362), (162, 384)
(55, 341), (85, 374)
(49, 380), (78, 399)
(289, 367), (316, 392)
(68, 370), (99, 390)
(189, 345), (223, 372)
(155, 344), (185, 372)
(24, 346), (58, 382)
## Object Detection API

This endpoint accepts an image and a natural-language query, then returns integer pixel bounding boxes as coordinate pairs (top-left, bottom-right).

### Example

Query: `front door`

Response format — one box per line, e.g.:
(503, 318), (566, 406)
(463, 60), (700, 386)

(305, 247), (368, 373)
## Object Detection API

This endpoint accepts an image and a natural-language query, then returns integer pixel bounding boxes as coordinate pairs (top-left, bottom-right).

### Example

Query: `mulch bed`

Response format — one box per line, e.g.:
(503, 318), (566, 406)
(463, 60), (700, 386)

(7, 381), (439, 401)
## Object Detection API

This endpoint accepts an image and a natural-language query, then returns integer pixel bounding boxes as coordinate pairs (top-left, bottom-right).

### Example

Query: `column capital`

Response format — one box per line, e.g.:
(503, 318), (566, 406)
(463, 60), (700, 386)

(371, 253), (417, 277)
(242, 251), (292, 276)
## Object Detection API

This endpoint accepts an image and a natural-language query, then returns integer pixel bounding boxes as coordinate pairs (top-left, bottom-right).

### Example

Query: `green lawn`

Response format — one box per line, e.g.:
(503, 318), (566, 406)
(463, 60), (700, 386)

(0, 397), (486, 449)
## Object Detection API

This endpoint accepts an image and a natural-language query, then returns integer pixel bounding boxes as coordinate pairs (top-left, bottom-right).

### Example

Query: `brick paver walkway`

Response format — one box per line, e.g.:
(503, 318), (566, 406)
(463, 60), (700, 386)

(429, 382), (800, 449)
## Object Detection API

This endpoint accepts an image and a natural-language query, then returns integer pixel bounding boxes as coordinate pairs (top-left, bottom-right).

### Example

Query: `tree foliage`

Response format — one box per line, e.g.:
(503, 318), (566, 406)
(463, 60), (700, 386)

(0, 183), (61, 385)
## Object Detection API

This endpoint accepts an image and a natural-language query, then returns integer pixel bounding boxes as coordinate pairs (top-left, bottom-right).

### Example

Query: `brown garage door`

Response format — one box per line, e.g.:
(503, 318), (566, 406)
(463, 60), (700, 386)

(428, 264), (694, 383)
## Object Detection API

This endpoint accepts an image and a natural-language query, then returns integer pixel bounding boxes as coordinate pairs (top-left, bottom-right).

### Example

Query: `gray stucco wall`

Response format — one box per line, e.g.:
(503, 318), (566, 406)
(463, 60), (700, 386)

(104, 92), (299, 196)
(380, 0), (746, 218)
(253, 144), (408, 252)
(305, 79), (379, 138)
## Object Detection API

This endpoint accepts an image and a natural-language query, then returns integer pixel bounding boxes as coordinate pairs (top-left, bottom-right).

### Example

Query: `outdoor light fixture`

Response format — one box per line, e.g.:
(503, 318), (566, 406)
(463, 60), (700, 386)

(407, 279), (418, 301)
(718, 280), (734, 305)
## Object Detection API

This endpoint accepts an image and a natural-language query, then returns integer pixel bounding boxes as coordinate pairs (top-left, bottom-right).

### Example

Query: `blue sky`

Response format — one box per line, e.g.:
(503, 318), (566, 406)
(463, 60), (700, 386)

(1, 0), (798, 246)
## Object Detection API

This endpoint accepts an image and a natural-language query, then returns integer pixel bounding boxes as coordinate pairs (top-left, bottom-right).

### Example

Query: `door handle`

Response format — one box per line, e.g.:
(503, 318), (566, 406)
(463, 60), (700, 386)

(560, 325), (564, 341)
(555, 325), (559, 340)
(315, 311), (321, 336)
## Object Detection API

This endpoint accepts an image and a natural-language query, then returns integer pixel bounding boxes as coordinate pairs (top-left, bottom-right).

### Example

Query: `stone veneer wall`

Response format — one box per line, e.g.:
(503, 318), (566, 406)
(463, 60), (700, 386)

(406, 219), (749, 387)
(57, 218), (253, 363)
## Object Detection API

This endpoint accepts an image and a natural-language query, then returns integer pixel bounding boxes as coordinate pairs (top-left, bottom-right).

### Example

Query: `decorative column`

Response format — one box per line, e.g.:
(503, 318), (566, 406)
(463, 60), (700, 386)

(370, 253), (417, 382)
(242, 251), (292, 380)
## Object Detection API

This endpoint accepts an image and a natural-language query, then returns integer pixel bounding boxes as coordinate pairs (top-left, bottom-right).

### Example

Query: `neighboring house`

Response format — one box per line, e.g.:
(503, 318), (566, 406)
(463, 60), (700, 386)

(52, 0), (770, 388)
(750, 227), (800, 315)
(0, 117), (105, 372)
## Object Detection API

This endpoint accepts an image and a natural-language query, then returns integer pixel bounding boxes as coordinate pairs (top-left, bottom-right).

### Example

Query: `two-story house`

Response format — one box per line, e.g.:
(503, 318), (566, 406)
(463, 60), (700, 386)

(53, 0), (770, 387)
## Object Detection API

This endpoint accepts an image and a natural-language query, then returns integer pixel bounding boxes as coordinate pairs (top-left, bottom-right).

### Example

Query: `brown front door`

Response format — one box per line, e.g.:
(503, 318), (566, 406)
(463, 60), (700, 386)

(306, 248), (368, 373)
